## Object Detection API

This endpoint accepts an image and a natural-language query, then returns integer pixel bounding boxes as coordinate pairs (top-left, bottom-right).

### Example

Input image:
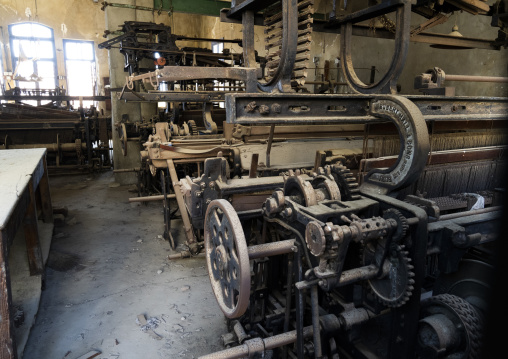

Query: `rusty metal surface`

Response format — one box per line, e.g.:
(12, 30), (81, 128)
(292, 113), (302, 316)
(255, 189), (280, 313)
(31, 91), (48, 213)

(339, 0), (412, 94)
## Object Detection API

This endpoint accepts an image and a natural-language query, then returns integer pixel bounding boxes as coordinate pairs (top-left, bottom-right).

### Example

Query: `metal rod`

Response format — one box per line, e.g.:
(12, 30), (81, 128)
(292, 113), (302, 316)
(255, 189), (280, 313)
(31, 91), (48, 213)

(283, 254), (294, 359)
(266, 124), (275, 168)
(247, 239), (296, 260)
(198, 326), (314, 359)
(101, 1), (160, 12)
(311, 286), (323, 359)
(295, 245), (305, 359)
(128, 194), (176, 202)
(113, 168), (140, 173)
(445, 74), (508, 83)
(437, 206), (502, 221)
(337, 265), (380, 287)
(167, 251), (206, 260)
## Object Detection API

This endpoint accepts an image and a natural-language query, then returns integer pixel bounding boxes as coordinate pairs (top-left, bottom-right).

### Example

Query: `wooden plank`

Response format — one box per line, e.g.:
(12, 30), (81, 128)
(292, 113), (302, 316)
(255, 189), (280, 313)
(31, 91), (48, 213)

(0, 148), (47, 229)
(167, 160), (195, 244)
(74, 350), (101, 359)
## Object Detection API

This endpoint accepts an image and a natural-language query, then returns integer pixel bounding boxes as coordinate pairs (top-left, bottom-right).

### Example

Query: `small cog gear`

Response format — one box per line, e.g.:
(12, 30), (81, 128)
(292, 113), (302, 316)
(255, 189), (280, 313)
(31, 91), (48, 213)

(362, 241), (415, 308)
(330, 164), (360, 201)
(383, 208), (408, 242)
(188, 120), (198, 136)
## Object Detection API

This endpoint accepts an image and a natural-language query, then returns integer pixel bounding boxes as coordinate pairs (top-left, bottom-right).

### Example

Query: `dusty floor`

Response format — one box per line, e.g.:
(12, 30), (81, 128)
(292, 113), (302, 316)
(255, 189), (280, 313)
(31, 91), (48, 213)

(22, 170), (227, 359)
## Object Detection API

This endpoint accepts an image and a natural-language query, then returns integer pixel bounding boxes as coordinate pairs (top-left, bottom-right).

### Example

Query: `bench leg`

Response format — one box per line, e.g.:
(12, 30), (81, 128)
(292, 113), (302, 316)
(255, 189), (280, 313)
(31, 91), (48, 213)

(38, 156), (53, 223)
(0, 231), (17, 359)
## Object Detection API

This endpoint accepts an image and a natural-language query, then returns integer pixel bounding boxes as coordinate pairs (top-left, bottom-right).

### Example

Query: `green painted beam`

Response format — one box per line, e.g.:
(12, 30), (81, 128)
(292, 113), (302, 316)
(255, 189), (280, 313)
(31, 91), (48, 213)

(155, 0), (232, 16)
(154, 0), (327, 20)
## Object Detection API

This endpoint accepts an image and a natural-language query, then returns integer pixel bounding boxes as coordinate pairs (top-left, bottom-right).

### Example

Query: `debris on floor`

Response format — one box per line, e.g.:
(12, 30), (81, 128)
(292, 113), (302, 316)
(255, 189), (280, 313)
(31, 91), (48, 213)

(136, 314), (162, 340)
(73, 350), (101, 359)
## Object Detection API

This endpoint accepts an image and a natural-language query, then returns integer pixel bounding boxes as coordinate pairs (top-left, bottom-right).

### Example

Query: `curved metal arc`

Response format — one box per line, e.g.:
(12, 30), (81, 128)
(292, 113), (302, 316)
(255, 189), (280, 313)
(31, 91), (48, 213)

(361, 95), (430, 195)
(340, 4), (411, 94)
(258, 0), (299, 93)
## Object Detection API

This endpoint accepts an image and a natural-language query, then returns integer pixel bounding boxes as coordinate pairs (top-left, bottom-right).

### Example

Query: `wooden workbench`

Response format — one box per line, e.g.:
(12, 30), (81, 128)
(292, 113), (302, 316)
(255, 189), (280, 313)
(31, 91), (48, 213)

(0, 148), (53, 359)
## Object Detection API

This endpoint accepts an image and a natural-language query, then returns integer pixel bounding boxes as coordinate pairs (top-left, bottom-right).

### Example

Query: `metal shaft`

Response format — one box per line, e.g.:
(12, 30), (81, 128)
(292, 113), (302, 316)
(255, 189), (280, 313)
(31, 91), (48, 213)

(247, 239), (295, 259)
(198, 326), (314, 359)
(128, 194), (175, 203)
(445, 74), (508, 83)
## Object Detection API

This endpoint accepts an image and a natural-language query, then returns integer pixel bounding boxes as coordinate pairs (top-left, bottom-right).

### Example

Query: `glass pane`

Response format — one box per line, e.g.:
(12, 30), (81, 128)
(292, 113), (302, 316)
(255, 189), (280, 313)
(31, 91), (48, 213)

(81, 42), (94, 60)
(12, 39), (35, 58)
(66, 60), (93, 96)
(10, 23), (52, 38)
(65, 41), (78, 59)
(35, 41), (54, 59)
(14, 61), (35, 80)
(37, 61), (56, 88)
(65, 41), (94, 60)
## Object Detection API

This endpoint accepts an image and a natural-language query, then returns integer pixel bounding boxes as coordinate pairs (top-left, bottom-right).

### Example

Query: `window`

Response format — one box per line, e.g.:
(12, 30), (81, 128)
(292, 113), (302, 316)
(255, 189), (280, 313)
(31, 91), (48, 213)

(0, 50), (4, 96)
(9, 22), (58, 104)
(64, 40), (96, 108)
(211, 41), (225, 108)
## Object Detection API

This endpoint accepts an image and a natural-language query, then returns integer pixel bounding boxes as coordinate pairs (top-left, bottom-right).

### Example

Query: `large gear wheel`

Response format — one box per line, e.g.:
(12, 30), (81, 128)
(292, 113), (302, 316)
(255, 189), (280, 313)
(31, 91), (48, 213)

(418, 294), (484, 359)
(330, 164), (360, 201)
(382, 208), (408, 242)
(362, 241), (414, 308)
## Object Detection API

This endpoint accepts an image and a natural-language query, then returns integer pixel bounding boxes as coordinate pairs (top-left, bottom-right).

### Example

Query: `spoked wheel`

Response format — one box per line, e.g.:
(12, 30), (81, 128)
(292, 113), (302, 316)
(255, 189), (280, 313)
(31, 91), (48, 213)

(204, 199), (250, 318)
(160, 170), (176, 249)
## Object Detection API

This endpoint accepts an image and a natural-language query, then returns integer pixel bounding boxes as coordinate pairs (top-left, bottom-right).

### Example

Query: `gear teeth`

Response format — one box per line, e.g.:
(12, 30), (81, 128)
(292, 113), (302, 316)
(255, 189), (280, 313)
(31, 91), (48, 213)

(330, 164), (361, 201)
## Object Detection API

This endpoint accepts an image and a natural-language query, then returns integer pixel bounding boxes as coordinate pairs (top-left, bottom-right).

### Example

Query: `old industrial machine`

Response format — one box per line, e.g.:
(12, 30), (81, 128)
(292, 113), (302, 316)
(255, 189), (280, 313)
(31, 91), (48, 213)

(192, 94), (502, 359)
(0, 102), (112, 174)
(106, 0), (507, 357)
(177, 1), (506, 358)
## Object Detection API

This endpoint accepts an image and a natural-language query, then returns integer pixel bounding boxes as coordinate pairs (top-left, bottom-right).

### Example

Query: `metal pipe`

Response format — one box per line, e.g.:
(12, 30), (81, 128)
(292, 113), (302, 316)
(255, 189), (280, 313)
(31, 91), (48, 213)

(198, 326), (314, 359)
(283, 254), (294, 359)
(295, 246), (305, 359)
(437, 206), (502, 221)
(266, 124), (275, 168)
(445, 74), (508, 83)
(167, 251), (205, 260)
(128, 194), (175, 202)
(310, 286), (323, 359)
(233, 321), (249, 344)
(303, 81), (348, 85)
(296, 264), (382, 291)
(337, 264), (380, 287)
(113, 167), (140, 173)
(247, 239), (296, 260)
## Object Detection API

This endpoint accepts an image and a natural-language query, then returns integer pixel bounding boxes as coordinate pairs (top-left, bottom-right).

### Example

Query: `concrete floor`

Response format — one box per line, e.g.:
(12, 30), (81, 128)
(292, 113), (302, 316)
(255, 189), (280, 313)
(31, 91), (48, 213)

(22, 170), (227, 359)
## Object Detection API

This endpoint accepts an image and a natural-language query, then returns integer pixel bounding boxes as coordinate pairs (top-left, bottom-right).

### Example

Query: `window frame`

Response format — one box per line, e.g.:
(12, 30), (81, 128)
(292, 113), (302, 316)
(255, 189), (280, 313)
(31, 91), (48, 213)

(63, 39), (97, 107)
(8, 22), (58, 91)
